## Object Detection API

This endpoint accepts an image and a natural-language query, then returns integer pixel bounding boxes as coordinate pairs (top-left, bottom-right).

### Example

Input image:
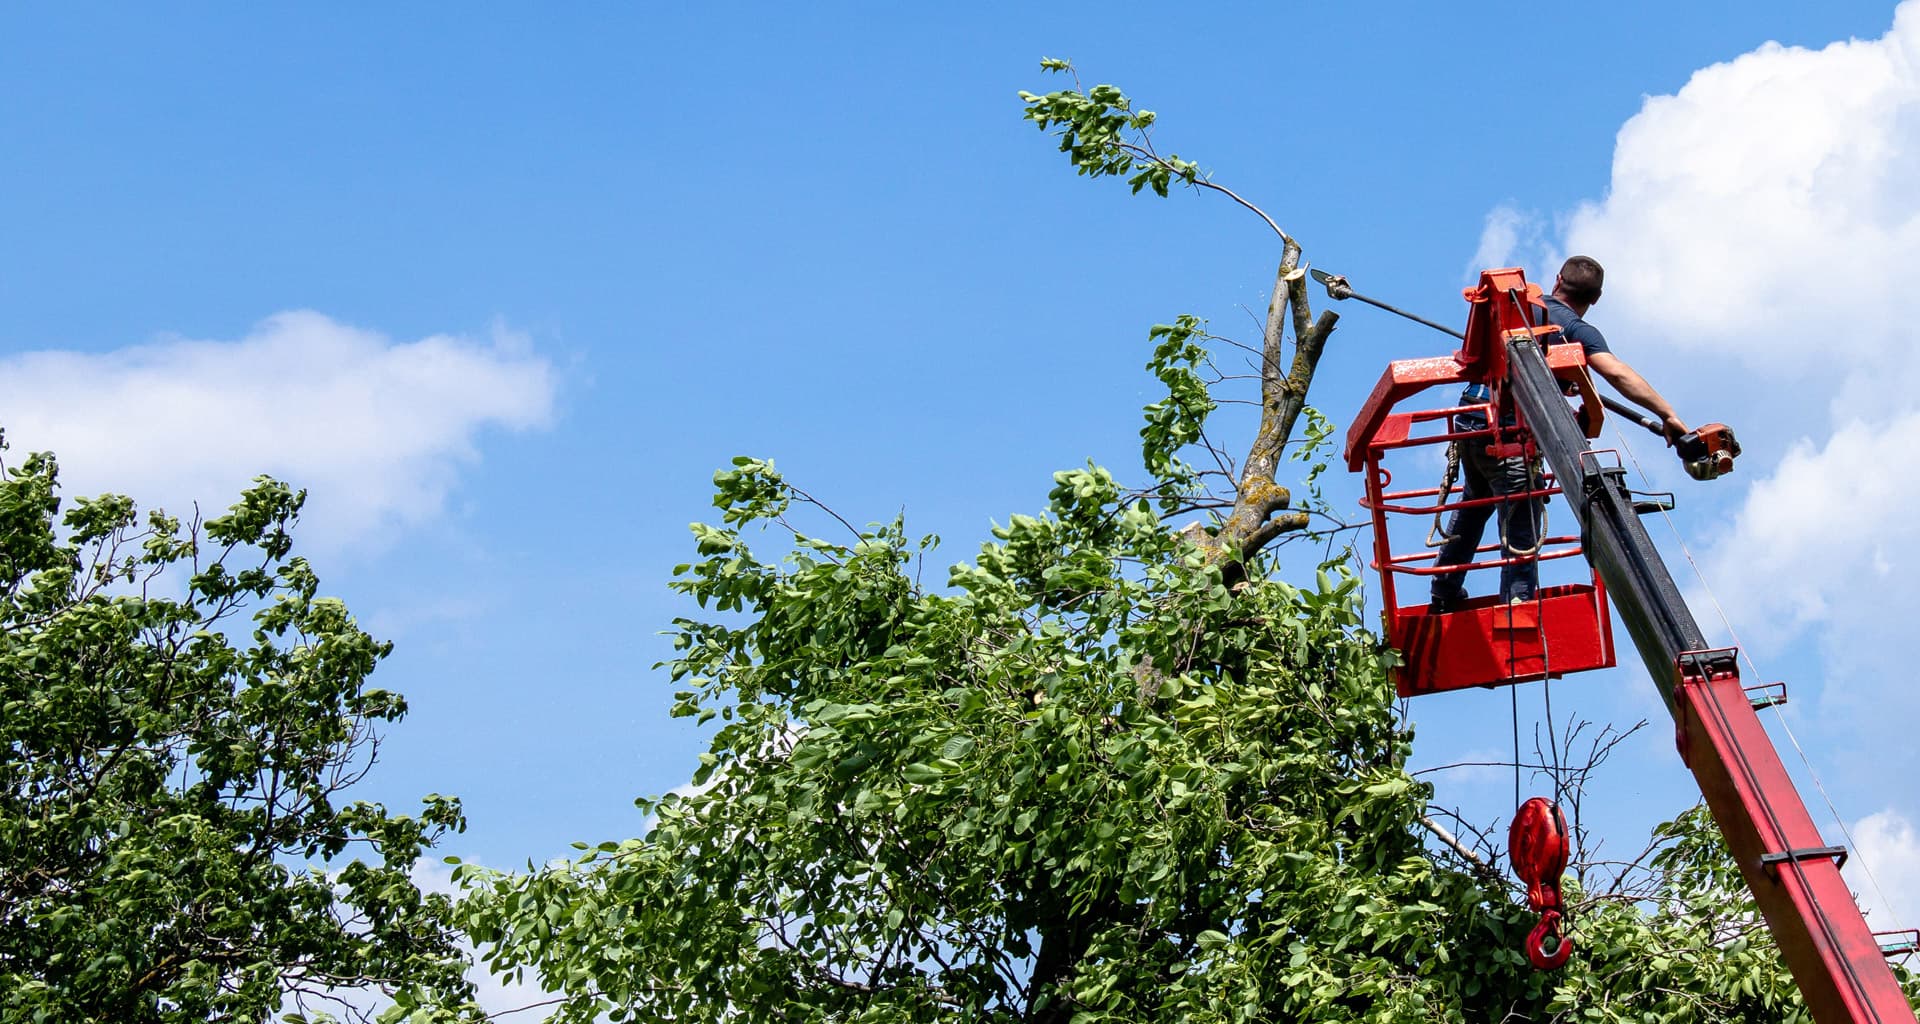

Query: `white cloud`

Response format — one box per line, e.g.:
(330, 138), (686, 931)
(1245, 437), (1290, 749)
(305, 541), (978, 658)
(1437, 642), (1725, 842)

(0, 311), (555, 551)
(1565, 9), (1920, 382)
(1689, 415), (1920, 648)
(1517, 5), (1920, 737)
(1471, 205), (1554, 279)
(1471, 205), (1525, 271)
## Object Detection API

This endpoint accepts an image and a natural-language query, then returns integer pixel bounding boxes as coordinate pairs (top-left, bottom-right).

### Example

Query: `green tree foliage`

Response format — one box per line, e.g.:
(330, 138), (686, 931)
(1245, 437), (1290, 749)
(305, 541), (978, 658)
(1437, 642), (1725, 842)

(462, 450), (1537, 1022)
(456, 448), (1853, 1022)
(451, 62), (1883, 1022)
(0, 442), (477, 1023)
(1017, 59), (1198, 198)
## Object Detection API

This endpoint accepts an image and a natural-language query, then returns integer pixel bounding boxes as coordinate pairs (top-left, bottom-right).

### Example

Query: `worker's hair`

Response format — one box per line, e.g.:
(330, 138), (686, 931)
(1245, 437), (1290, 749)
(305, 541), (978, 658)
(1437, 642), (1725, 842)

(1558, 256), (1604, 306)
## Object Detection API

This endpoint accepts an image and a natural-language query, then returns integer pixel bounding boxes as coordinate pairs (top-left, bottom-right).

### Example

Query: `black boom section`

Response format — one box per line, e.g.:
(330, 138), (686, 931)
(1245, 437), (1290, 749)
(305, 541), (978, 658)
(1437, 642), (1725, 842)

(1502, 338), (1707, 709)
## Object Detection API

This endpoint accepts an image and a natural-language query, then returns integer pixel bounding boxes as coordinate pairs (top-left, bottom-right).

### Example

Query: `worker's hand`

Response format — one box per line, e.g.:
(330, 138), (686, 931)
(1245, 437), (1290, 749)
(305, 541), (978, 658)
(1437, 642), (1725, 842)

(1662, 414), (1690, 446)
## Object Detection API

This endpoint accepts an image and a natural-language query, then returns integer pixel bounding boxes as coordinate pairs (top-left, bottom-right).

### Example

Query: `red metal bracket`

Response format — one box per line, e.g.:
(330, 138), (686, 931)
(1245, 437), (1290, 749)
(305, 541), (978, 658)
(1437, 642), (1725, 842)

(1875, 929), (1920, 958)
(1458, 269), (1539, 384)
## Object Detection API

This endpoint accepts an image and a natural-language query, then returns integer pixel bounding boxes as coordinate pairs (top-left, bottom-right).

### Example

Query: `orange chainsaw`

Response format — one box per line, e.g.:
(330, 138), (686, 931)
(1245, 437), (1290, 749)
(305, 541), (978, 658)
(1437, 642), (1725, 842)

(1598, 394), (1741, 480)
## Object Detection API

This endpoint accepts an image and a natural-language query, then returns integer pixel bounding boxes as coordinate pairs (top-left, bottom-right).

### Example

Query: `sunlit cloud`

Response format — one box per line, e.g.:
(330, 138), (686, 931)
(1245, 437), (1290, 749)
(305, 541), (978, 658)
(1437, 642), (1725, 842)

(0, 311), (556, 552)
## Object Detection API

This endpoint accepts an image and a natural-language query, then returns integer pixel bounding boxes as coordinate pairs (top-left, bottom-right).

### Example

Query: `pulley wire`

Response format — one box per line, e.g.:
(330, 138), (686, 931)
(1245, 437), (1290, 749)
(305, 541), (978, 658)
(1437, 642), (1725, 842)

(1612, 425), (1909, 940)
(1512, 685), (1522, 810)
(1483, 295), (1568, 862)
(1525, 451), (1565, 808)
(1499, 289), (1568, 807)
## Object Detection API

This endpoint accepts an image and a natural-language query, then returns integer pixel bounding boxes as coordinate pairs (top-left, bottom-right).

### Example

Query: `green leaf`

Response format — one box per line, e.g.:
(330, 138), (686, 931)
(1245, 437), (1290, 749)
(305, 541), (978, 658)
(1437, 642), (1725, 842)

(901, 762), (945, 785)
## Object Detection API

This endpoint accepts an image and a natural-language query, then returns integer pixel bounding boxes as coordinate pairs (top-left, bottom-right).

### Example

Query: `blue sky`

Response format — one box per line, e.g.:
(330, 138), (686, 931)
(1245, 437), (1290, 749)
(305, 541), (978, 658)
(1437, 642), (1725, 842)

(6, 0), (1920, 968)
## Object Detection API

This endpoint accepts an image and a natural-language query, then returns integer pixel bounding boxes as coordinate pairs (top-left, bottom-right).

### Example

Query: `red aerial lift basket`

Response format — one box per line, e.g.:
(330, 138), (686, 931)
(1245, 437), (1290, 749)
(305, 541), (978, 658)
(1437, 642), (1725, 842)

(1344, 269), (1617, 698)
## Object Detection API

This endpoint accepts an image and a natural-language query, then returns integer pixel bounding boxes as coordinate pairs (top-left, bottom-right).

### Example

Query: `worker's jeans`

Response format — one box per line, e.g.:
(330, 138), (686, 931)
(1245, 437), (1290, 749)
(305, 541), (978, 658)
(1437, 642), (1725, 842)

(1430, 442), (1541, 605)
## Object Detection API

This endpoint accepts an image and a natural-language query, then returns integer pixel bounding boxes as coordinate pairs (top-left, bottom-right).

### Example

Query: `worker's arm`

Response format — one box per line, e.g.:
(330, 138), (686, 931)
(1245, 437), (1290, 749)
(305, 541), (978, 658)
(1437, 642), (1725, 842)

(1588, 351), (1688, 441)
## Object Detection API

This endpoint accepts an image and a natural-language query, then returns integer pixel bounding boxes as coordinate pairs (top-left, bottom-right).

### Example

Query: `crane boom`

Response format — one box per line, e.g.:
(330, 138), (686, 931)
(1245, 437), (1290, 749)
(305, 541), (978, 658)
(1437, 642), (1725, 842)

(1503, 333), (1914, 1024)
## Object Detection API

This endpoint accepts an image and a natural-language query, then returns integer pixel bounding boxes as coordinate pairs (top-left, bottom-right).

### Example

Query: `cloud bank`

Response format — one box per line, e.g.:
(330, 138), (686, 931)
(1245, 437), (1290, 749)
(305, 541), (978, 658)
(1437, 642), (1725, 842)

(1572, 4), (1920, 694)
(1564, 14), (1920, 381)
(0, 311), (555, 550)
(1483, 5), (1920, 723)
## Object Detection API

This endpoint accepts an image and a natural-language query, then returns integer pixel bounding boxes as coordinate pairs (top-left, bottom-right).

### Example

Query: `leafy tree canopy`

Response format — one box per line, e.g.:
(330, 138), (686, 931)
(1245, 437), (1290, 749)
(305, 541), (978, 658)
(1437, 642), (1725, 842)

(0, 441), (477, 1024)
(457, 443), (1841, 1024)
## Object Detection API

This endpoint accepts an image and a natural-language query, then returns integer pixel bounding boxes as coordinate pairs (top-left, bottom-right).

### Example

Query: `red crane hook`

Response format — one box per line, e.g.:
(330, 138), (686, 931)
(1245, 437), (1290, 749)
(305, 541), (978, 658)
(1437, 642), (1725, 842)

(1509, 797), (1572, 970)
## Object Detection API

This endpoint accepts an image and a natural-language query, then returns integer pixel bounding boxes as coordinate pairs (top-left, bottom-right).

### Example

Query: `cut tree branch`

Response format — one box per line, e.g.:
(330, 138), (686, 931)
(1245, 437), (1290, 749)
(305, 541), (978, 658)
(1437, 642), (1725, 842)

(1208, 238), (1340, 567)
(1419, 813), (1504, 888)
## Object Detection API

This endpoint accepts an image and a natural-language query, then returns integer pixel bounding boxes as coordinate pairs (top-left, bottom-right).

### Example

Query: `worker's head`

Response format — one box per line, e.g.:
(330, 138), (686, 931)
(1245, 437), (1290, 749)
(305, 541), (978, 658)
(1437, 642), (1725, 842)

(1555, 256), (1604, 307)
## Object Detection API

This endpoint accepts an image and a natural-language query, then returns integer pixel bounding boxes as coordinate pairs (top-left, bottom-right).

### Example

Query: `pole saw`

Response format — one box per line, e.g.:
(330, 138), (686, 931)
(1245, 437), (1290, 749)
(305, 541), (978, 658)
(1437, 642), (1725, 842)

(1310, 268), (1741, 480)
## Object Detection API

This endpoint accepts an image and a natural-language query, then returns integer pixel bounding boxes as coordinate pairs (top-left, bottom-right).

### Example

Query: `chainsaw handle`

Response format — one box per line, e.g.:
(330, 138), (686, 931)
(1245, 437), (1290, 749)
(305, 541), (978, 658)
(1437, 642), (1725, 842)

(1597, 393), (1664, 436)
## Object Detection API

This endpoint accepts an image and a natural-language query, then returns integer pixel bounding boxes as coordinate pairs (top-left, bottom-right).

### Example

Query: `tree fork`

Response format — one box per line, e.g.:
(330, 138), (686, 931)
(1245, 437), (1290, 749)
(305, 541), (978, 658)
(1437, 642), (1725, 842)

(1141, 246), (1336, 700)
(1209, 239), (1340, 568)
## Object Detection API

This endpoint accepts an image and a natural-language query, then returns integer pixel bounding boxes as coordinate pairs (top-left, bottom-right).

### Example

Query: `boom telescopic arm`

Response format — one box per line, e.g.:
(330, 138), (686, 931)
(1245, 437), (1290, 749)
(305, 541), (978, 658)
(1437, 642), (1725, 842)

(1313, 268), (1742, 478)
(1310, 267), (1664, 436)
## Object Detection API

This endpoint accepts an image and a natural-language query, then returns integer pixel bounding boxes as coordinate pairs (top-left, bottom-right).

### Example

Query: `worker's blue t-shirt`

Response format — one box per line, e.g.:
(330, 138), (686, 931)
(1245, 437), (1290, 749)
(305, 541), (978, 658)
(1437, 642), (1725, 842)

(1458, 295), (1609, 427)
(1540, 295), (1610, 359)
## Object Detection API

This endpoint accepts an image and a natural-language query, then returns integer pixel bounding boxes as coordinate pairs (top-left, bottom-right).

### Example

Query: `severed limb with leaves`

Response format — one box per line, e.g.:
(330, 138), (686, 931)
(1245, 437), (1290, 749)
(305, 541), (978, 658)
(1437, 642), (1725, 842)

(1020, 60), (1340, 570)
(1020, 64), (1353, 717)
